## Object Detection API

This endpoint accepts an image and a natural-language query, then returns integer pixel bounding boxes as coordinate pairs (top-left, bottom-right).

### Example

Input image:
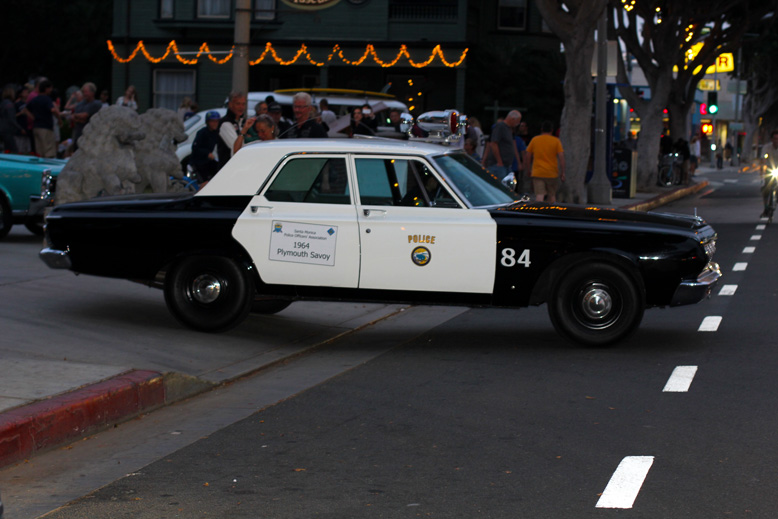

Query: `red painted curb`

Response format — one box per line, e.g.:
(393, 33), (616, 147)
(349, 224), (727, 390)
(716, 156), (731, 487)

(0, 370), (165, 469)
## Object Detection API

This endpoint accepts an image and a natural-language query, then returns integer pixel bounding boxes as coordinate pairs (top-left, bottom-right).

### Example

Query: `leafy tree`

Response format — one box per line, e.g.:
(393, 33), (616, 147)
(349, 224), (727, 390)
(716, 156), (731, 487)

(739, 24), (778, 162)
(535, 0), (608, 203)
(610, 0), (777, 188)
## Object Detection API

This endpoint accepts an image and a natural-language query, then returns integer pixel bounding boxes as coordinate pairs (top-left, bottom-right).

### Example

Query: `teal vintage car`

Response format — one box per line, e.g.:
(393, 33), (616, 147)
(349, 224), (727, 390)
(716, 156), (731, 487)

(0, 153), (65, 239)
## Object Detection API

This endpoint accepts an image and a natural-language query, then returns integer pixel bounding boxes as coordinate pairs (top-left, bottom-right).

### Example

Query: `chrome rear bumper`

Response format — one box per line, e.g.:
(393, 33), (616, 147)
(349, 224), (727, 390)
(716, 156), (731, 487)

(40, 247), (71, 269)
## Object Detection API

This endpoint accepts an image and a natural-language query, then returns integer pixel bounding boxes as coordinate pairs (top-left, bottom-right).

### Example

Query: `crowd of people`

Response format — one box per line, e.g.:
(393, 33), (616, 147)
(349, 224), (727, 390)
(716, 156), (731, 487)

(189, 90), (407, 184)
(465, 111), (565, 202)
(1, 78), (569, 200)
(0, 77), (143, 159)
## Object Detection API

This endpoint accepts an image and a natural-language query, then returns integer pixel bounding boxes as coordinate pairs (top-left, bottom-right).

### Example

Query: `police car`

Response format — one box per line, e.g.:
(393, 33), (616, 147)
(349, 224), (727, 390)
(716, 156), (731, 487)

(40, 111), (720, 346)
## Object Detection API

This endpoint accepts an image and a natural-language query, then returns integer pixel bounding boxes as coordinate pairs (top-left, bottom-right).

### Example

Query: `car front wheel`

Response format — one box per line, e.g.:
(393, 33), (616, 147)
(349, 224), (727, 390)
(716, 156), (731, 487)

(548, 262), (644, 347)
(164, 255), (254, 332)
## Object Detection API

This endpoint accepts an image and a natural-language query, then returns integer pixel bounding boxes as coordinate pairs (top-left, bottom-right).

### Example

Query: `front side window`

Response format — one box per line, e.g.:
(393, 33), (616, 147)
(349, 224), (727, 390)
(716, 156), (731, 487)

(153, 70), (196, 110)
(354, 158), (458, 208)
(497, 0), (527, 31)
(198, 0), (231, 18)
(265, 157), (350, 205)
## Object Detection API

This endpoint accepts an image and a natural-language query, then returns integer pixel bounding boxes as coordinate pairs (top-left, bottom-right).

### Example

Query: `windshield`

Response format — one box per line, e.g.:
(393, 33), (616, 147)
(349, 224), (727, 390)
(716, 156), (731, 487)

(432, 153), (520, 207)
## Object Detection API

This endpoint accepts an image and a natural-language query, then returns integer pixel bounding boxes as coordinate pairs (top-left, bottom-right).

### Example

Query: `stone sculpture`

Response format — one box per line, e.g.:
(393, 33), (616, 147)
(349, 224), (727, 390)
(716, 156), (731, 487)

(133, 108), (188, 193)
(55, 106), (145, 205)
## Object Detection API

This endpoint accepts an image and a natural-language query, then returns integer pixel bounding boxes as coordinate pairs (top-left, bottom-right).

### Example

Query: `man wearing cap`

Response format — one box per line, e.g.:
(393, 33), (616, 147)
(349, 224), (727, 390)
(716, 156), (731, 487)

(217, 91), (248, 171)
(281, 92), (328, 139)
(190, 110), (222, 181)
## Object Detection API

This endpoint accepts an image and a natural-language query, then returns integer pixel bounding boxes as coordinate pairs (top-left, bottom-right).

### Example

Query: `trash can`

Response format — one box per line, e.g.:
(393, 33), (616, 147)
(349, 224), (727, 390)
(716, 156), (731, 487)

(611, 148), (637, 198)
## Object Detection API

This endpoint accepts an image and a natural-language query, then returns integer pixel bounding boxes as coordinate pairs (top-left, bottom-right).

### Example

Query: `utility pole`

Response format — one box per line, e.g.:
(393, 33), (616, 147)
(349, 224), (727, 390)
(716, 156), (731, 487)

(232, 0), (251, 94)
(588, 8), (612, 204)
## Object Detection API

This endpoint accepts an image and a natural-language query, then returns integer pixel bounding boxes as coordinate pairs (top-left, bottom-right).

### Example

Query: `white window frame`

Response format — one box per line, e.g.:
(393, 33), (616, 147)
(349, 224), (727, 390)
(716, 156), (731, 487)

(152, 69), (197, 111)
(197, 0), (231, 19)
(497, 0), (527, 31)
(255, 0), (276, 20)
(160, 0), (174, 18)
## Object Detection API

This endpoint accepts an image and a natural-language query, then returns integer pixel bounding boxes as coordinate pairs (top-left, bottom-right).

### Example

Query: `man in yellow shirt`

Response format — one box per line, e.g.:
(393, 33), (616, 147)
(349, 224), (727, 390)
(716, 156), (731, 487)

(526, 121), (565, 202)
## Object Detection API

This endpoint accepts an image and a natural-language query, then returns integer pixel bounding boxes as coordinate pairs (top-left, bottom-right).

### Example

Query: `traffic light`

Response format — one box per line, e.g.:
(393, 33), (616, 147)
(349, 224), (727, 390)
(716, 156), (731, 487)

(701, 122), (714, 135)
(700, 103), (708, 115)
(707, 92), (718, 114)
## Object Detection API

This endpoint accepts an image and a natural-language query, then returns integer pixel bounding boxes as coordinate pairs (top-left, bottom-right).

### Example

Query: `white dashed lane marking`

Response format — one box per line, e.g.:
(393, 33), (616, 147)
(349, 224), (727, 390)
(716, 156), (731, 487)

(756, 224), (766, 230)
(733, 263), (748, 271)
(743, 246), (756, 253)
(719, 284), (737, 296)
(750, 235), (762, 241)
(663, 366), (698, 392)
(699, 316), (723, 332)
(596, 456), (655, 509)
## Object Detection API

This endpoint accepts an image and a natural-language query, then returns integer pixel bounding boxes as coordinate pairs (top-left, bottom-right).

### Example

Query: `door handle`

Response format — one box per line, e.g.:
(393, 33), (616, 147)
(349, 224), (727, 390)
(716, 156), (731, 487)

(363, 209), (387, 217)
(250, 205), (272, 214)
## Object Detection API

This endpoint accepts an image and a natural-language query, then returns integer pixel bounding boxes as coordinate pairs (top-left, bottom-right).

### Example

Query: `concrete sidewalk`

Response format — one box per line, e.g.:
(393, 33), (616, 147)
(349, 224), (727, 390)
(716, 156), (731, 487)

(0, 179), (709, 470)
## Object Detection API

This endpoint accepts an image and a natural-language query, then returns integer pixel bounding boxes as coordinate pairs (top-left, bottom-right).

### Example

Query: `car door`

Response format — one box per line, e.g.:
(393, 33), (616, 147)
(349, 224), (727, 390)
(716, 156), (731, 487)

(232, 155), (361, 288)
(352, 155), (496, 294)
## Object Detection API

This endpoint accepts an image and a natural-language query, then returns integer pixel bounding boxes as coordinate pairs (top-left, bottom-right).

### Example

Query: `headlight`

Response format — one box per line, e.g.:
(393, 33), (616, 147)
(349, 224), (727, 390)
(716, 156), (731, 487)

(703, 237), (716, 260)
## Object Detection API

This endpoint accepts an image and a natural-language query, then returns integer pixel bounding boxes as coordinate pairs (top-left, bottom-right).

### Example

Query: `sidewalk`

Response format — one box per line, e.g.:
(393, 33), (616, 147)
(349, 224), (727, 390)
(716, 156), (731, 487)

(0, 180), (707, 470)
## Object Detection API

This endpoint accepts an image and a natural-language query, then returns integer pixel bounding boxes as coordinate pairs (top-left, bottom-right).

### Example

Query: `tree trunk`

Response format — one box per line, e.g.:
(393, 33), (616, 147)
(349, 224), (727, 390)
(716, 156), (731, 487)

(558, 40), (595, 204)
(635, 107), (665, 190)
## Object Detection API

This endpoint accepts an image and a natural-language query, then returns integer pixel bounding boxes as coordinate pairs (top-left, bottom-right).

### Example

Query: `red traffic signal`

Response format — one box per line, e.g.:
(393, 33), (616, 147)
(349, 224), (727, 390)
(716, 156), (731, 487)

(700, 103), (708, 115)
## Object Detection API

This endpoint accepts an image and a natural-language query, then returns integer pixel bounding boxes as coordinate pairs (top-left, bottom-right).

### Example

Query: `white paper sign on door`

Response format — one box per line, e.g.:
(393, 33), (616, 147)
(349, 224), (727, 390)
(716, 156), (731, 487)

(268, 221), (337, 266)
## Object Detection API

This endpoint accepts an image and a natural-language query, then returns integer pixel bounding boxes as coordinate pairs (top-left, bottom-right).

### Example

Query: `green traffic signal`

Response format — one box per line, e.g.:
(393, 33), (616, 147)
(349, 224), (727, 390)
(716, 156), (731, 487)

(707, 92), (718, 114)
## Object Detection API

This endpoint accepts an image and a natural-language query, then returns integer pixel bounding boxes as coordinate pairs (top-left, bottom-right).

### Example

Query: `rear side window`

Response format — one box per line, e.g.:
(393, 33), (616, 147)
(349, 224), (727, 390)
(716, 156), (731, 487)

(264, 157), (350, 205)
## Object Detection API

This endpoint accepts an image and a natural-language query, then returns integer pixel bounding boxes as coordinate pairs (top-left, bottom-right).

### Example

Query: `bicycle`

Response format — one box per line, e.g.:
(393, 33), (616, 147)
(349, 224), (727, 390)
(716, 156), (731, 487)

(762, 168), (778, 223)
(657, 153), (682, 187)
(169, 166), (202, 192)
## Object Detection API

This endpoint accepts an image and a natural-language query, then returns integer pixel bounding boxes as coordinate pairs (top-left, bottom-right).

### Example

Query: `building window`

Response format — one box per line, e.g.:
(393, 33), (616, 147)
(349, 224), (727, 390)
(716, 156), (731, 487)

(497, 0), (527, 31)
(160, 0), (174, 18)
(255, 0), (275, 20)
(198, 0), (231, 19)
(153, 70), (196, 110)
(388, 0), (458, 21)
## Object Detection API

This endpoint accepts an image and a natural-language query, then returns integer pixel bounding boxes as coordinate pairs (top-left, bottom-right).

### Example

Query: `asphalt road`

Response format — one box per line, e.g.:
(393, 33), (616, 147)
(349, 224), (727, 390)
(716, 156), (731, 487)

(5, 166), (778, 518)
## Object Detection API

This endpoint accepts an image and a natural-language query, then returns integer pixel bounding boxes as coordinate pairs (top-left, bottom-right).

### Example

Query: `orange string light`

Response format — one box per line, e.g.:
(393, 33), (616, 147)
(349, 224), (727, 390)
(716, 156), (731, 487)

(107, 40), (467, 68)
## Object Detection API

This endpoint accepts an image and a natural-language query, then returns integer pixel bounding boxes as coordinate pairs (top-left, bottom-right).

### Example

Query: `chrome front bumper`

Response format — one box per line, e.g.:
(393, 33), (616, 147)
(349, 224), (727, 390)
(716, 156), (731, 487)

(670, 261), (722, 306)
(40, 247), (71, 269)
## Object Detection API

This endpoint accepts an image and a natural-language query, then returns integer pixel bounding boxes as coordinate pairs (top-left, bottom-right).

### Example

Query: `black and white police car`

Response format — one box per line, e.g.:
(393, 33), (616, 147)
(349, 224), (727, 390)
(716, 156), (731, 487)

(41, 111), (720, 346)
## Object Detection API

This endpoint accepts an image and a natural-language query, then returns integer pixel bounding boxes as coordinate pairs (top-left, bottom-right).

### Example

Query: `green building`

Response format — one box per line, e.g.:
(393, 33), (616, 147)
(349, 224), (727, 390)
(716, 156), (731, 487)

(110, 0), (561, 125)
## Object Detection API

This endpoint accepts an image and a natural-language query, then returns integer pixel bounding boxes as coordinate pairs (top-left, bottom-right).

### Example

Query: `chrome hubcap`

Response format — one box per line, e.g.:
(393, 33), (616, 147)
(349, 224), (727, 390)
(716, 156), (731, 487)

(580, 283), (612, 321)
(190, 274), (222, 304)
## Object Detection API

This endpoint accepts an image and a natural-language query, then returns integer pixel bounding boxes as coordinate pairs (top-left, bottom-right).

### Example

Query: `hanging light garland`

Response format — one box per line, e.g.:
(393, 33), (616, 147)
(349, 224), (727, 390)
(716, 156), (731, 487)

(107, 40), (468, 68)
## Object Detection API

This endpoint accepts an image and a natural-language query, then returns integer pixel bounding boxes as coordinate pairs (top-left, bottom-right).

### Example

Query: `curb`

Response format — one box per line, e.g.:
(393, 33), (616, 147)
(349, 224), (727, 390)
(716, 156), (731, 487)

(0, 306), (408, 470)
(622, 181), (710, 212)
(0, 370), (168, 469)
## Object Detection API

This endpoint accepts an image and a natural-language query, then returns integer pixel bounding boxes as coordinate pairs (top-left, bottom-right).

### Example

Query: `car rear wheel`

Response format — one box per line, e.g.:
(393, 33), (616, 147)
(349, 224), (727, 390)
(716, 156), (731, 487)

(548, 262), (644, 347)
(0, 194), (12, 239)
(164, 255), (254, 332)
(251, 298), (292, 314)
